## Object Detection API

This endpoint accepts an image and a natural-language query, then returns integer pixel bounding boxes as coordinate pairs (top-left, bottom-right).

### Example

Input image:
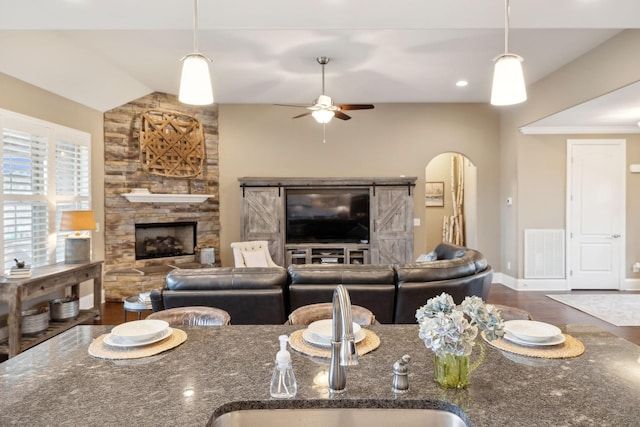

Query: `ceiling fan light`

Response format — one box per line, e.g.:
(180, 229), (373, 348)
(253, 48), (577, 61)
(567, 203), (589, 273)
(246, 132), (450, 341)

(312, 109), (335, 123)
(491, 53), (527, 106)
(316, 94), (333, 107)
(179, 53), (213, 105)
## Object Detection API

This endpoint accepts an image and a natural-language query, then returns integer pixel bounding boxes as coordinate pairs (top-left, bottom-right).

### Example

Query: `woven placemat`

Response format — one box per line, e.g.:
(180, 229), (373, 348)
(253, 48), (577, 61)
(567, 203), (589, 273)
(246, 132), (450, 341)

(483, 333), (585, 359)
(88, 328), (187, 360)
(289, 328), (380, 359)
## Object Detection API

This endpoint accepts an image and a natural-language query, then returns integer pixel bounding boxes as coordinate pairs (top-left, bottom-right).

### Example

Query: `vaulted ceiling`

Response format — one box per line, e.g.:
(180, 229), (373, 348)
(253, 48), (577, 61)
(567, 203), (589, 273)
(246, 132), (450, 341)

(1, 0), (638, 131)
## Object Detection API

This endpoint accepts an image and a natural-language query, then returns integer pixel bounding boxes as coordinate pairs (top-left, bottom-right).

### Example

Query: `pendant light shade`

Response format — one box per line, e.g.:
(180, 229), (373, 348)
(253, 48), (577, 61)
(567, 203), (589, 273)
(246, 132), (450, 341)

(179, 0), (213, 105)
(312, 109), (335, 124)
(491, 53), (526, 106)
(490, 0), (527, 106)
(179, 53), (213, 105)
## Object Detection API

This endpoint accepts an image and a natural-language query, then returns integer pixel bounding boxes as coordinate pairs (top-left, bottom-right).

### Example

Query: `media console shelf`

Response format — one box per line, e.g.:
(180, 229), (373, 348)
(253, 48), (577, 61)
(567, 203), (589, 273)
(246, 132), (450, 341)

(239, 177), (417, 265)
(0, 261), (103, 358)
(286, 244), (370, 265)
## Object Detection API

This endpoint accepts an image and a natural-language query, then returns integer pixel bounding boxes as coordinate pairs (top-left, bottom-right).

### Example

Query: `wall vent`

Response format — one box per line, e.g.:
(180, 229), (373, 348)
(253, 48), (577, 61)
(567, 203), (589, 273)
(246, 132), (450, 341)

(524, 229), (565, 279)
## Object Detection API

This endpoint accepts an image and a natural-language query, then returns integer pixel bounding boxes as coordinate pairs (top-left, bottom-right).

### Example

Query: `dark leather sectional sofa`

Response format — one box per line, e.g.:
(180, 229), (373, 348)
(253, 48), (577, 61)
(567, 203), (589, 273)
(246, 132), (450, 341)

(150, 243), (492, 325)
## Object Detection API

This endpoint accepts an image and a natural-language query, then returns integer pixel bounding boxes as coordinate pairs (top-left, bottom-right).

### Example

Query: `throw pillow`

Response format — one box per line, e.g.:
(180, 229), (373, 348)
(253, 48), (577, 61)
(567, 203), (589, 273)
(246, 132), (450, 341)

(242, 250), (269, 267)
(415, 251), (438, 262)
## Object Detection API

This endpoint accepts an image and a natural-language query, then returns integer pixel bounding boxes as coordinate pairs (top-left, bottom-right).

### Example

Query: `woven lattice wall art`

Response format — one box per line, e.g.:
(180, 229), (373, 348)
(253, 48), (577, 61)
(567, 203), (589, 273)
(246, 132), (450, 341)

(139, 109), (205, 178)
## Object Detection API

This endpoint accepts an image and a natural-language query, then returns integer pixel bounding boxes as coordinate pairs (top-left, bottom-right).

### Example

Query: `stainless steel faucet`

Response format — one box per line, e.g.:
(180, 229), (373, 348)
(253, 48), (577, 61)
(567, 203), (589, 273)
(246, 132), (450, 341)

(328, 285), (359, 393)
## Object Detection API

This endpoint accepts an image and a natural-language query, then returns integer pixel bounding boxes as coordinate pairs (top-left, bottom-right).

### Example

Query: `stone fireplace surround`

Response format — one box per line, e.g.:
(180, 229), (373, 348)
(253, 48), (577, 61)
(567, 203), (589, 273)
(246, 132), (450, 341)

(103, 92), (219, 301)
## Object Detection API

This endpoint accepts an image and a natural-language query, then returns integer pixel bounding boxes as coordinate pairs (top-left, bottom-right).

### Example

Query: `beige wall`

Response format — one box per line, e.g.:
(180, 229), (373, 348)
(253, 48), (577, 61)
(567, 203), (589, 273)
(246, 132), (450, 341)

(500, 30), (640, 280)
(0, 72), (105, 307)
(219, 103), (501, 268)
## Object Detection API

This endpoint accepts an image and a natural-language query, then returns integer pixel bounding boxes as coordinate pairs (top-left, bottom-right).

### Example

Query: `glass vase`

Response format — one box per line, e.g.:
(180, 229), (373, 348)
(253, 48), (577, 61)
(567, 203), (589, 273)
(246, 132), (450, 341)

(433, 342), (485, 389)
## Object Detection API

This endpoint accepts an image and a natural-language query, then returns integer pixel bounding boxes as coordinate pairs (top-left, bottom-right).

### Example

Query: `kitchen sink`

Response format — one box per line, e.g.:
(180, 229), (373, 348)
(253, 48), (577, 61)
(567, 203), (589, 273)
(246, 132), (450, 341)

(210, 406), (469, 427)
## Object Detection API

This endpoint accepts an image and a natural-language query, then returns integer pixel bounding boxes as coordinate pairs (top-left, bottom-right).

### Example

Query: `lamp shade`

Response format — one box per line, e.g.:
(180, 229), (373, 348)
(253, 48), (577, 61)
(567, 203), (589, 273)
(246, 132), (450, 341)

(490, 53), (527, 106)
(179, 53), (214, 105)
(60, 210), (96, 232)
(312, 109), (335, 124)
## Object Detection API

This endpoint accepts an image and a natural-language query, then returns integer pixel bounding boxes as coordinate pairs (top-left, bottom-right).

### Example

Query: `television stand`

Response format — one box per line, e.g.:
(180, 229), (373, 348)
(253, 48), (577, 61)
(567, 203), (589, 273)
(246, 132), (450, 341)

(285, 243), (369, 266)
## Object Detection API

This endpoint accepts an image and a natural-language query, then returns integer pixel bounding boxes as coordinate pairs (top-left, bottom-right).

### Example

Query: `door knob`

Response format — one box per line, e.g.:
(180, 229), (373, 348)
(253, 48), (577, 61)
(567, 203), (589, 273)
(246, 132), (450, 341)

(612, 234), (621, 238)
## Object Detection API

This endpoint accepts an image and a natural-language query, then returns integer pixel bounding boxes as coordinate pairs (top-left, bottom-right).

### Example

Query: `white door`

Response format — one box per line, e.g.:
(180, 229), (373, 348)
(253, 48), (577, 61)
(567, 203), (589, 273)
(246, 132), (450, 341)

(567, 139), (625, 290)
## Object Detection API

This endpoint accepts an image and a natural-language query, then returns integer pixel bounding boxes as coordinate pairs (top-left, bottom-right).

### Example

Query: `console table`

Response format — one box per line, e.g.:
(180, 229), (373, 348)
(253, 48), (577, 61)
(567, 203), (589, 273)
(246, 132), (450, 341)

(0, 261), (103, 358)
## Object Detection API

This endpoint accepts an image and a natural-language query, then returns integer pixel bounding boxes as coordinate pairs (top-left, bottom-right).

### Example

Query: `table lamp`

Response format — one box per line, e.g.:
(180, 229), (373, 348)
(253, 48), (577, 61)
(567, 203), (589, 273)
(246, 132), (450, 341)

(60, 210), (96, 264)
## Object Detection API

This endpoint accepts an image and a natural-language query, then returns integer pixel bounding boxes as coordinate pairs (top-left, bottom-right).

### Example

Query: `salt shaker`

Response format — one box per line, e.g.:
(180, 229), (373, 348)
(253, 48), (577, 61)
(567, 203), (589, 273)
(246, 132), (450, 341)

(391, 354), (411, 393)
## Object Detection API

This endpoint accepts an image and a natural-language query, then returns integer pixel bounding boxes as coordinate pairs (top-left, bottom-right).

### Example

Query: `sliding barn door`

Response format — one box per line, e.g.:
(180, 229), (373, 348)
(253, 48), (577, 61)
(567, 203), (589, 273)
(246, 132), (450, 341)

(371, 186), (414, 264)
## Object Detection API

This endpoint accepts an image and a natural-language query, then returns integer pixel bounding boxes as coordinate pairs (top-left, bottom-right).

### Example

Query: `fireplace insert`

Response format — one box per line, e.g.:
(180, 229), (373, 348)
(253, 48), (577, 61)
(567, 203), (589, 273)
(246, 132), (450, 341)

(135, 222), (197, 260)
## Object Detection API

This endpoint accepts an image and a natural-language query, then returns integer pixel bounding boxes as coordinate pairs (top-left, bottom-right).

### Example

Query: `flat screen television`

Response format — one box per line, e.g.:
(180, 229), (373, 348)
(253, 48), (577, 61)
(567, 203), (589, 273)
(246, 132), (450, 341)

(286, 188), (370, 244)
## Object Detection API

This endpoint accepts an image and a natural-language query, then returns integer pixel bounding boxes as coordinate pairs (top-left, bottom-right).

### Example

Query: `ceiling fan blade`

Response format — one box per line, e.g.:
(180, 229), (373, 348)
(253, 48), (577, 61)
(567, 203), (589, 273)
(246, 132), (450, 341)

(292, 112), (312, 119)
(334, 111), (352, 120)
(275, 104), (308, 109)
(338, 104), (375, 111)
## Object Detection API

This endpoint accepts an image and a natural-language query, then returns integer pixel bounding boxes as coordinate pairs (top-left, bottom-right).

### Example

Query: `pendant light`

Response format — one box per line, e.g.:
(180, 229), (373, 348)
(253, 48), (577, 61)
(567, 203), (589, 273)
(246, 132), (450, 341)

(179, 0), (213, 105)
(490, 0), (527, 106)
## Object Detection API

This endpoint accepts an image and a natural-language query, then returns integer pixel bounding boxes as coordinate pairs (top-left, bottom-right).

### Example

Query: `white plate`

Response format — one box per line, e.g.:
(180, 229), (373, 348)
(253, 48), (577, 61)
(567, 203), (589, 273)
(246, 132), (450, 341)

(302, 328), (366, 348)
(307, 319), (361, 339)
(503, 320), (562, 343)
(503, 332), (566, 347)
(104, 327), (173, 348)
(111, 319), (169, 342)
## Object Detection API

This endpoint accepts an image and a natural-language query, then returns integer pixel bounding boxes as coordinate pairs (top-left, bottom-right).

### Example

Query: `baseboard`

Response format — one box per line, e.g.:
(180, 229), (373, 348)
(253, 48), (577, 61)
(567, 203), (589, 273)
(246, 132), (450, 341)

(494, 273), (640, 291)
(79, 290), (105, 310)
(492, 272), (518, 289)
(622, 278), (640, 291)
(493, 272), (568, 291)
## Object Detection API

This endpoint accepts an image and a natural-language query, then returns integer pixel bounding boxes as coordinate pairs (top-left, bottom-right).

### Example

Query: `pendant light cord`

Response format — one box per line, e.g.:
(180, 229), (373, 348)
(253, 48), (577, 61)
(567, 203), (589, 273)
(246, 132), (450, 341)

(193, 0), (199, 53)
(504, 0), (510, 54)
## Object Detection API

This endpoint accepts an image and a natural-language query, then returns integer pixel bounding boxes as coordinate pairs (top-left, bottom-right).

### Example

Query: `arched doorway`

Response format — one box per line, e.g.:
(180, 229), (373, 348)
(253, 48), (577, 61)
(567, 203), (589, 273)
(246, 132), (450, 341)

(424, 153), (477, 251)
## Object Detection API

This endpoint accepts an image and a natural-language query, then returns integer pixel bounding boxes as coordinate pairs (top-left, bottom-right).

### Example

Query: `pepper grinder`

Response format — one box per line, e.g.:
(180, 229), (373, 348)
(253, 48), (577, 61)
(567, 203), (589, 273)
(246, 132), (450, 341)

(391, 354), (411, 393)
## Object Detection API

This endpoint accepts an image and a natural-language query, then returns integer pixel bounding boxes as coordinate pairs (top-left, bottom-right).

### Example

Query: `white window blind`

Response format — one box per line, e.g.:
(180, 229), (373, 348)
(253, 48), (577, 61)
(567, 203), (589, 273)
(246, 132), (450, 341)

(1, 110), (91, 271)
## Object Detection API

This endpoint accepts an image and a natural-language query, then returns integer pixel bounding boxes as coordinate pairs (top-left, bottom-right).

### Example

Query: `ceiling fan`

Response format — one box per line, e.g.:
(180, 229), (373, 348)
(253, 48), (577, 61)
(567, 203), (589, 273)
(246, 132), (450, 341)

(277, 57), (374, 123)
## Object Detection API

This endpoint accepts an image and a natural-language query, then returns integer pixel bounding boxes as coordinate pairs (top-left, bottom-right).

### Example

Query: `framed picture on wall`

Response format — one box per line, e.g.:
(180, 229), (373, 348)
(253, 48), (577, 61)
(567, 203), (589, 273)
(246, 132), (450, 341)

(425, 182), (444, 207)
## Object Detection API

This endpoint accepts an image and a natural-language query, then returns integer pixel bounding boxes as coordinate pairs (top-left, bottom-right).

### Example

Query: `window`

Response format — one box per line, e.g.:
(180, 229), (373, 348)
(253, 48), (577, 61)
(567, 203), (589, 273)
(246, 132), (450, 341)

(0, 109), (91, 271)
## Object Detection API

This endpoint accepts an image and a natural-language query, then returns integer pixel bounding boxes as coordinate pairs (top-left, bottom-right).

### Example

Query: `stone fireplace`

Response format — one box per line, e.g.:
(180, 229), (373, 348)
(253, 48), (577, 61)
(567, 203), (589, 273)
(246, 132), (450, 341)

(103, 92), (219, 301)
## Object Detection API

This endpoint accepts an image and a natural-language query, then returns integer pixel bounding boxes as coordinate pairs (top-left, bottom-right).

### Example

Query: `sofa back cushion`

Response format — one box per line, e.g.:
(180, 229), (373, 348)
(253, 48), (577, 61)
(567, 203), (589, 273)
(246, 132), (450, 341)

(165, 267), (288, 291)
(288, 264), (395, 285)
(394, 266), (493, 323)
(287, 264), (396, 323)
(158, 267), (288, 325)
(394, 245), (488, 283)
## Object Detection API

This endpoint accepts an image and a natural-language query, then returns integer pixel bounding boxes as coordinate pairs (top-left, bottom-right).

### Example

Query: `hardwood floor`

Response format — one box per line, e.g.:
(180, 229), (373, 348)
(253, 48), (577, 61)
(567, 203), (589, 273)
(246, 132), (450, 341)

(96, 283), (640, 346)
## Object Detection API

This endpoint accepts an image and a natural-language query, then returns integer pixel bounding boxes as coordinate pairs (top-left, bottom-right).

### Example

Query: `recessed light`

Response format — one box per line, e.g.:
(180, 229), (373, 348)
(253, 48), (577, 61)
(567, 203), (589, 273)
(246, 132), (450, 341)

(456, 80), (468, 87)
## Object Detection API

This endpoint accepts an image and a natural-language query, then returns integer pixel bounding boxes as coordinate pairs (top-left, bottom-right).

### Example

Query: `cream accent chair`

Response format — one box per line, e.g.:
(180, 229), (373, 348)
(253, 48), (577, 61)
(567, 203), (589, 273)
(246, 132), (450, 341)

(231, 240), (279, 267)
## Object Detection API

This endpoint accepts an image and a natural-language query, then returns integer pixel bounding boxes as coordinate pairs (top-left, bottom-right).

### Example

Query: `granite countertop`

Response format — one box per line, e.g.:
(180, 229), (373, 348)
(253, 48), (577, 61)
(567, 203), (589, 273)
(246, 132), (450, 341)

(0, 324), (638, 426)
